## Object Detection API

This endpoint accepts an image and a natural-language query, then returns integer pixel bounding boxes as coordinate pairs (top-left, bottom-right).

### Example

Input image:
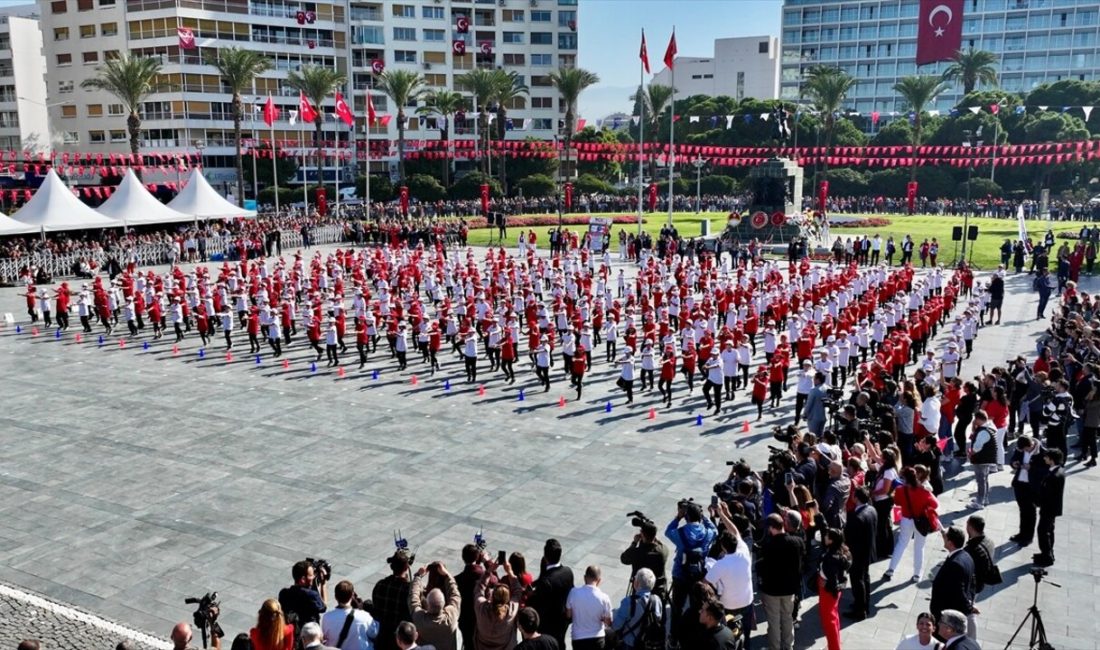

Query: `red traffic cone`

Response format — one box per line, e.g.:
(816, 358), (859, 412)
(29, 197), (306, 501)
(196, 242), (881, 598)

(337, 367), (345, 378)
(741, 421), (751, 433)
(75, 333), (83, 343)
(118, 338), (125, 348)
(225, 351), (233, 362)
(31, 327), (38, 336)
(172, 344), (179, 356)
(282, 359), (289, 369)
(558, 395), (566, 408)
(648, 408), (656, 420)
(477, 385), (486, 396)
(411, 374), (419, 386)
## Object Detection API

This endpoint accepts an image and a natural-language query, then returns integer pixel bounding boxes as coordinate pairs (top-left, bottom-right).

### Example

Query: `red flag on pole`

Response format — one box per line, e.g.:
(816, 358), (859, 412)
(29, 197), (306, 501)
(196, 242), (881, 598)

(298, 91), (318, 124)
(334, 92), (355, 126)
(262, 96), (277, 127)
(916, 0), (963, 66)
(663, 31), (677, 69)
(640, 29), (651, 74)
(367, 94), (377, 126)
(177, 27), (196, 50)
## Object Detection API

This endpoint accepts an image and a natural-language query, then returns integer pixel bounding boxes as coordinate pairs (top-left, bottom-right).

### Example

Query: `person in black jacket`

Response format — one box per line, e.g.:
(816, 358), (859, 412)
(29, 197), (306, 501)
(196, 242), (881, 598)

(843, 487), (877, 620)
(619, 520), (669, 597)
(817, 528), (851, 650)
(963, 515), (1000, 642)
(1009, 436), (1048, 546)
(528, 539), (575, 648)
(930, 527), (975, 625)
(1034, 450), (1066, 567)
(758, 513), (804, 650)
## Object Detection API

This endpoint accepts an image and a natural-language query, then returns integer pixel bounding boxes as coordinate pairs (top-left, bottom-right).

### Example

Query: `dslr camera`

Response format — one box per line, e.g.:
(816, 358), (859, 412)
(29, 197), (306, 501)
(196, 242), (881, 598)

(306, 557), (332, 588)
(184, 592), (224, 649)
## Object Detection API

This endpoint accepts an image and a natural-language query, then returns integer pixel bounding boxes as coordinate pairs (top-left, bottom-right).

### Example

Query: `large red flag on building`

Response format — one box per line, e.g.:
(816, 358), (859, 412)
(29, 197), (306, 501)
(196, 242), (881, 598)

(640, 29), (650, 74)
(298, 91), (318, 124)
(663, 31), (677, 69)
(334, 92), (355, 126)
(366, 94), (377, 126)
(916, 0), (963, 66)
(262, 96), (277, 127)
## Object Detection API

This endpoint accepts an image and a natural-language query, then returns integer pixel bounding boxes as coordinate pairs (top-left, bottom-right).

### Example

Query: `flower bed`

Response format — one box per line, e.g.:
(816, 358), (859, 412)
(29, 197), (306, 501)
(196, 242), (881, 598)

(466, 214), (643, 229)
(830, 217), (893, 228)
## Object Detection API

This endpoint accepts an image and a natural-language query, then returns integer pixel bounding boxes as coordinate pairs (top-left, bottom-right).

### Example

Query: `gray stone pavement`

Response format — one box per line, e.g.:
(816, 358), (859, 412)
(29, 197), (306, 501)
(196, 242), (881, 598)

(0, 250), (1097, 649)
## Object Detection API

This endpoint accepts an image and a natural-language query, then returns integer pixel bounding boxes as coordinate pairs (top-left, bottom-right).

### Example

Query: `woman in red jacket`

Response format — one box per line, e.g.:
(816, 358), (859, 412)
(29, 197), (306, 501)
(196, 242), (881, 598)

(751, 365), (769, 420)
(249, 599), (294, 650)
(658, 347), (676, 407)
(501, 330), (517, 384)
(571, 343), (587, 400)
(885, 465), (940, 582)
(681, 342), (697, 394)
(981, 384), (1010, 469)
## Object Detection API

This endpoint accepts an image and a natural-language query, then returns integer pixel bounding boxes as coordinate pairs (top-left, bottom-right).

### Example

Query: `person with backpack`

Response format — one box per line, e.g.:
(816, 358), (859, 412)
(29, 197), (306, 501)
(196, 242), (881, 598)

(611, 568), (665, 650)
(664, 501), (717, 644)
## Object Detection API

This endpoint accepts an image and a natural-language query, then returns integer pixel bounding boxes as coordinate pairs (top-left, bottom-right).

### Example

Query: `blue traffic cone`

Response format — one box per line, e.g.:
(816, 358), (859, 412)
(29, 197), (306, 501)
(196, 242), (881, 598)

(15, 325), (21, 334)
(444, 379), (451, 391)
(372, 369), (379, 380)
(198, 348), (205, 359)
(143, 341), (149, 350)
(255, 355), (262, 365)
(605, 401), (612, 413)
(696, 414), (704, 426)
(310, 361), (317, 373)
(518, 388), (525, 401)
(97, 335), (104, 347)
(54, 329), (61, 339)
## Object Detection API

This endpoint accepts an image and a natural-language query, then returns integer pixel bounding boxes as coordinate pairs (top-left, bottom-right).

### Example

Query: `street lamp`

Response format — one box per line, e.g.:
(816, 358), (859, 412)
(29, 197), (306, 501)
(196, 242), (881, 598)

(692, 156), (706, 213)
(960, 128), (983, 264)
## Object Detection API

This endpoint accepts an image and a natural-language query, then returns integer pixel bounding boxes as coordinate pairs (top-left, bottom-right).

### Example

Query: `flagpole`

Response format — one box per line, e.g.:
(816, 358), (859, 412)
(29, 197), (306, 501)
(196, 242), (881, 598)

(334, 116), (341, 218)
(250, 86), (258, 203)
(301, 123), (307, 210)
(637, 29), (645, 245)
(365, 106), (371, 222)
(270, 105), (279, 216)
(667, 27), (675, 227)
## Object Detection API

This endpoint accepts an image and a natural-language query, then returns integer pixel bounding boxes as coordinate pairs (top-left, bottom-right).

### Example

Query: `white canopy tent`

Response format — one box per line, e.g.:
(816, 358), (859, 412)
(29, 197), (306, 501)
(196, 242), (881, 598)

(167, 168), (257, 220)
(95, 169), (193, 225)
(0, 212), (36, 236)
(8, 170), (122, 232)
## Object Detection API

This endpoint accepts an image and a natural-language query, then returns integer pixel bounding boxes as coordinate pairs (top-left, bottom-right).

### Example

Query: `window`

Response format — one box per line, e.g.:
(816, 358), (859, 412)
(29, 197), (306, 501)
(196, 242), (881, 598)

(531, 53), (551, 65)
(108, 103), (123, 115)
(80, 24), (96, 38)
(83, 51), (99, 64)
(531, 32), (552, 45)
(424, 51), (446, 64)
(531, 74), (552, 87)
(424, 73), (446, 86)
(99, 0), (115, 5)
(423, 28), (445, 42)
(503, 53), (525, 65)
(61, 105), (77, 118)
(77, 0), (93, 10)
(736, 71), (745, 100)
(89, 130), (106, 144)
(57, 53), (72, 66)
(101, 22), (117, 36)
(759, 41), (769, 54)
(531, 118), (552, 130)
(394, 50), (416, 63)
(393, 27), (415, 41)
(109, 129), (126, 142)
(531, 96), (553, 109)
(391, 4), (414, 18)
(502, 9), (524, 21)
(531, 10), (550, 21)
(558, 10), (576, 27)
(421, 5), (443, 19)
(63, 131), (79, 144)
(502, 31), (524, 44)
(58, 80), (74, 93)
(51, 0), (67, 13)
(557, 33), (577, 49)
(86, 104), (103, 116)
(104, 49), (120, 60)
(54, 27), (69, 40)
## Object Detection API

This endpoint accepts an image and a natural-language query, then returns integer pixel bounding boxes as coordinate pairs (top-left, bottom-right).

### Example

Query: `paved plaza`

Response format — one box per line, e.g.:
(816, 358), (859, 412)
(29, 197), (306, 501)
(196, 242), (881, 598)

(0, 247), (1098, 649)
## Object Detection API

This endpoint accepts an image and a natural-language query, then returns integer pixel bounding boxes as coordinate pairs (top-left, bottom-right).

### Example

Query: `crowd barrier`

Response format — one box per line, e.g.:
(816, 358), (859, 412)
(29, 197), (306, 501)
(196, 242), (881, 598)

(0, 225), (348, 284)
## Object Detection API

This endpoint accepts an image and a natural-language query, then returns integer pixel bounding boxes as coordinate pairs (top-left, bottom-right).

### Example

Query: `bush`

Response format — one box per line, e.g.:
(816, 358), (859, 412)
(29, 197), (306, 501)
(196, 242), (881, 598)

(699, 175), (738, 195)
(355, 175), (394, 202)
(460, 214), (643, 229)
(656, 178), (691, 195)
(818, 168), (869, 196)
(573, 173), (615, 195)
(516, 174), (557, 198)
(954, 177), (1003, 199)
(866, 167), (955, 199)
(405, 174), (447, 202)
(256, 187), (300, 207)
(449, 171), (503, 200)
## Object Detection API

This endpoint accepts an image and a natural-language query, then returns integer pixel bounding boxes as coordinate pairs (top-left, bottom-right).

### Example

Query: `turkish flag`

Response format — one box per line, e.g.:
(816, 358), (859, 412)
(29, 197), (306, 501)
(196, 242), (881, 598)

(480, 183), (490, 215)
(298, 92), (318, 124)
(262, 96), (277, 127)
(334, 92), (354, 126)
(916, 0), (963, 66)
(367, 94), (377, 126)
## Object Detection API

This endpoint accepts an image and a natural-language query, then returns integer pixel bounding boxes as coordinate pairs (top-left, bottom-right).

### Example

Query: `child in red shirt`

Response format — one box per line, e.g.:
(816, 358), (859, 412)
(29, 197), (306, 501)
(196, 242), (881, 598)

(752, 365), (769, 420)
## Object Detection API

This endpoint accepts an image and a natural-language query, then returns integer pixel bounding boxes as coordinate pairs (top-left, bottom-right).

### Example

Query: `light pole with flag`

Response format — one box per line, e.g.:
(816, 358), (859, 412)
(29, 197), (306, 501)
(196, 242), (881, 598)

(298, 91), (318, 211)
(262, 96), (279, 215)
(334, 92), (355, 217)
(638, 29), (649, 246)
(664, 29), (677, 226)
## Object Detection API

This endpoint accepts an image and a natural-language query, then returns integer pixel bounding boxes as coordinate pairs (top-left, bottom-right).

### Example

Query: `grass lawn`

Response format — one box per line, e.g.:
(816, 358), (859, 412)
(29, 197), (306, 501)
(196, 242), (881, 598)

(465, 212), (1090, 270)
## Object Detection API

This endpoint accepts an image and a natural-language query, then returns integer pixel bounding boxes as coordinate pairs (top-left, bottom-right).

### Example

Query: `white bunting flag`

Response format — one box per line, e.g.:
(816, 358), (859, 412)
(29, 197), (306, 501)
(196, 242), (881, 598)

(689, 116), (699, 123)
(289, 109), (299, 125)
(968, 106), (981, 114)
(1084, 106), (1094, 121)
(725, 115), (735, 128)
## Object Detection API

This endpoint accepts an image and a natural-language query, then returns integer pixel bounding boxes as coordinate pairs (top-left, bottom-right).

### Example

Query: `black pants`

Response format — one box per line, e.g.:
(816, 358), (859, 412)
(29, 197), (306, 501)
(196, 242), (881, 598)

(357, 342), (367, 366)
(464, 355), (477, 382)
(606, 340), (617, 363)
(682, 369), (695, 393)
(641, 368), (654, 390)
(704, 379), (722, 412)
(738, 363), (749, 388)
(268, 337), (282, 357)
(1081, 426), (1098, 460)
(80, 315), (92, 332)
(659, 378), (672, 404)
(724, 376), (736, 400)
(223, 330), (233, 349)
(502, 359), (515, 383)
(249, 332), (260, 353)
(850, 561), (871, 616)
(619, 378), (634, 403)
(954, 417), (973, 456)
(873, 497), (895, 558)
(536, 365), (550, 390)
(572, 639), (605, 650)
(795, 392), (808, 424)
(1013, 482), (1036, 543)
(58, 311), (70, 329)
(326, 344), (339, 365)
(127, 320), (138, 336)
(1037, 512), (1057, 561)
(396, 350), (407, 370)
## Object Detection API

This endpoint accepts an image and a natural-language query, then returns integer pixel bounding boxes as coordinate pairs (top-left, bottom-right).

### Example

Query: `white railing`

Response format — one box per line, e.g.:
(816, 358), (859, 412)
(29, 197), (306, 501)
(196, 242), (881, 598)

(0, 225), (348, 284)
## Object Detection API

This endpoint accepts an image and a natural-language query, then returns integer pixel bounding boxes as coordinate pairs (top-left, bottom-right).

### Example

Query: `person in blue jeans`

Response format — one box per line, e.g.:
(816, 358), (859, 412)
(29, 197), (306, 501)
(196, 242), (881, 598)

(664, 501), (717, 643)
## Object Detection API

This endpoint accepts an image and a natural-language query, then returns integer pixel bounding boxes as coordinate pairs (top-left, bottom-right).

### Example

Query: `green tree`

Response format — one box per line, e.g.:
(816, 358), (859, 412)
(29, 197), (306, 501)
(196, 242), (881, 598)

(80, 54), (164, 155)
(286, 65), (347, 147)
(405, 173), (446, 201)
(206, 47), (272, 207)
(549, 67), (600, 186)
(450, 171), (503, 200)
(355, 174), (394, 203)
(942, 49), (999, 95)
(570, 126), (622, 181)
(818, 169), (869, 196)
(243, 142), (299, 191)
(376, 69), (426, 183)
(491, 70), (529, 194)
(955, 178), (1002, 198)
(416, 89), (465, 187)
(508, 136), (559, 182)
(631, 83), (675, 179)
(699, 175), (738, 195)
(455, 69), (499, 174)
(893, 75), (950, 184)
(516, 174), (556, 198)
(573, 172), (615, 195)
(802, 66), (856, 176)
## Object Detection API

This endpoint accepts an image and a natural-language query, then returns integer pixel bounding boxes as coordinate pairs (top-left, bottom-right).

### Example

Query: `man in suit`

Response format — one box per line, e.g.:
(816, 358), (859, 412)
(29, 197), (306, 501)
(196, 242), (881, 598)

(803, 371), (828, 436)
(936, 609), (981, 650)
(1009, 435), (1048, 546)
(843, 486), (878, 620)
(930, 527), (975, 624)
(963, 515), (999, 641)
(528, 538), (575, 648)
(1034, 449), (1066, 567)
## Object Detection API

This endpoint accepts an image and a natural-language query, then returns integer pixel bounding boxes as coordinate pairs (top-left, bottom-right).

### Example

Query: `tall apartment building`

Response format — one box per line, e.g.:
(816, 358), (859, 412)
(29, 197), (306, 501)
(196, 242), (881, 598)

(651, 36), (780, 101)
(781, 0), (1100, 120)
(0, 4), (49, 153)
(36, 0), (578, 194)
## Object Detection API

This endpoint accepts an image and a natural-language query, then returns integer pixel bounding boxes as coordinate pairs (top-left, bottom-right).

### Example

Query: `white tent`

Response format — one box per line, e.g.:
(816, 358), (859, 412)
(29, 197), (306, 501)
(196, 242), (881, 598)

(95, 169), (193, 225)
(0, 212), (36, 236)
(8, 170), (122, 232)
(167, 168), (257, 220)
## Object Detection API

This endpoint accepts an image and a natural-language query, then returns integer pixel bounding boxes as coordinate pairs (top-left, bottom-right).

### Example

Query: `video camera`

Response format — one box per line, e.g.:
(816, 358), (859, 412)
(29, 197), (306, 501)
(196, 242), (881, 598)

(627, 510), (654, 529)
(184, 592), (224, 649)
(305, 557), (332, 589)
(821, 387), (846, 410)
(390, 530), (417, 567)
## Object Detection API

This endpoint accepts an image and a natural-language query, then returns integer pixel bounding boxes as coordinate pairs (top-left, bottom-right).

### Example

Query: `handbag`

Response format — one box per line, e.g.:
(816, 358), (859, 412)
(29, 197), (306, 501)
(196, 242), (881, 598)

(902, 486), (934, 536)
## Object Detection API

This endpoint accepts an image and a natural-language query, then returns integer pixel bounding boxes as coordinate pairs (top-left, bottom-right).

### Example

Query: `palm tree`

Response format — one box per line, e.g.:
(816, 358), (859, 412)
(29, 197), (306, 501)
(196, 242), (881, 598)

(80, 54), (163, 155)
(630, 83), (675, 180)
(893, 75), (950, 184)
(491, 70), (529, 194)
(416, 89), (464, 186)
(206, 47), (272, 207)
(286, 65), (346, 146)
(549, 66), (600, 187)
(455, 68), (499, 174)
(942, 48), (999, 95)
(376, 69), (426, 182)
(801, 66), (855, 175)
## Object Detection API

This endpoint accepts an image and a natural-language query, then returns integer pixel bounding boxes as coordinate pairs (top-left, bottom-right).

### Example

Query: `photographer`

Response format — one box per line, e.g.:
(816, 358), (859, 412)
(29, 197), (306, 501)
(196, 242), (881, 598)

(372, 551), (414, 650)
(320, 580), (379, 650)
(834, 404), (861, 448)
(278, 561), (328, 630)
(664, 500), (717, 641)
(410, 563), (461, 650)
(619, 515), (669, 597)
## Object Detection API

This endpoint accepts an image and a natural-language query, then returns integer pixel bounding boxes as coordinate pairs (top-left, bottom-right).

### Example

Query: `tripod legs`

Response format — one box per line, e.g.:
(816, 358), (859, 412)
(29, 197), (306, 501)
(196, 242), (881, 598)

(1004, 605), (1052, 650)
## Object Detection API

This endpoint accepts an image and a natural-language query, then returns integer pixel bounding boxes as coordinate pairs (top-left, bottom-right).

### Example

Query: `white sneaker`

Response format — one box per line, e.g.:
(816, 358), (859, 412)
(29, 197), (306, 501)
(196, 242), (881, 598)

(968, 500), (985, 510)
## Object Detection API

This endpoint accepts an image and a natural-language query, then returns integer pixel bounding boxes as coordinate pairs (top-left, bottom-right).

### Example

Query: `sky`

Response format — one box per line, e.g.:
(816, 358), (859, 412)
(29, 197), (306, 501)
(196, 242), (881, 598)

(578, 0), (783, 120)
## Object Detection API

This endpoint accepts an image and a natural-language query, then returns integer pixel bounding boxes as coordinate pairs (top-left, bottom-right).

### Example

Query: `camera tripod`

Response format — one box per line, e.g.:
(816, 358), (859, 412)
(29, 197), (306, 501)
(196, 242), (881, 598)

(1004, 569), (1059, 650)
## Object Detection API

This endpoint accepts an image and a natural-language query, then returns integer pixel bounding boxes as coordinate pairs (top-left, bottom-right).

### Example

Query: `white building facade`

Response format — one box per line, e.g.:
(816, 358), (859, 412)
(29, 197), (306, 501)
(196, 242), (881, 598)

(652, 36), (779, 101)
(0, 5), (49, 153)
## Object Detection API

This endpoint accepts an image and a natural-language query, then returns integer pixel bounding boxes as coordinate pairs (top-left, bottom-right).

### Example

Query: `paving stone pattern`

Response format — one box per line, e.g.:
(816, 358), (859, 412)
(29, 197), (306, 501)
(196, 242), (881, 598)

(0, 248), (1099, 649)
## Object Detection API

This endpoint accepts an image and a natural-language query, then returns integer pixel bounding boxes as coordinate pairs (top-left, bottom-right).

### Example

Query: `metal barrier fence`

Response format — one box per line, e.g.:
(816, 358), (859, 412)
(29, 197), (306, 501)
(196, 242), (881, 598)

(0, 225), (348, 284)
